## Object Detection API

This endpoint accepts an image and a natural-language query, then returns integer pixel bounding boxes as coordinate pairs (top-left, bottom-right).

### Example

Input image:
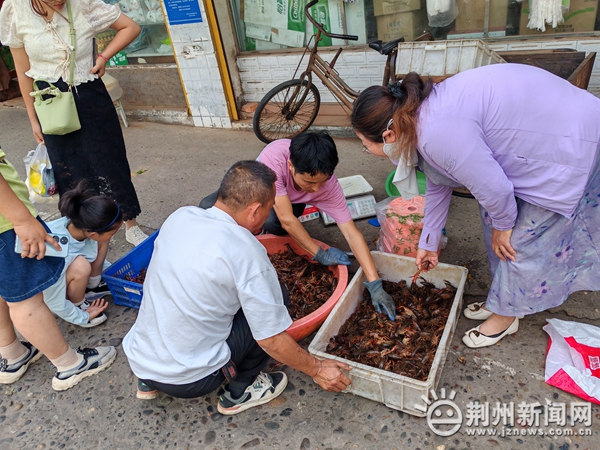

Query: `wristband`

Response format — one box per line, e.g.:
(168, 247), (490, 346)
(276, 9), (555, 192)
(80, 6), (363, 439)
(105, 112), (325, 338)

(98, 54), (109, 63)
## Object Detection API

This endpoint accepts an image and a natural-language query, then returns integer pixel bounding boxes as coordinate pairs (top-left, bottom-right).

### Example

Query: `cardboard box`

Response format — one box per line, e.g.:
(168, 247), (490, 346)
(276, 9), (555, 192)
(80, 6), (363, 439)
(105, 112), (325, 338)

(243, 0), (270, 26)
(309, 0), (343, 46)
(243, 0), (306, 30)
(519, 0), (598, 35)
(271, 27), (305, 47)
(271, 0), (306, 32)
(245, 22), (271, 41)
(345, 0), (368, 45)
(373, 0), (422, 17)
(376, 9), (428, 42)
(306, 0), (367, 46)
(454, 0), (509, 32)
(245, 37), (285, 51)
(243, 0), (306, 47)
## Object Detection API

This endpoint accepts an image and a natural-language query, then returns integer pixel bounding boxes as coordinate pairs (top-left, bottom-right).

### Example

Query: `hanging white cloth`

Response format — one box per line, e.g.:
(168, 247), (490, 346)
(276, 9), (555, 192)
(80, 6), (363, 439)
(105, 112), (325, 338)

(426, 0), (459, 27)
(392, 151), (420, 200)
(526, 0), (566, 31)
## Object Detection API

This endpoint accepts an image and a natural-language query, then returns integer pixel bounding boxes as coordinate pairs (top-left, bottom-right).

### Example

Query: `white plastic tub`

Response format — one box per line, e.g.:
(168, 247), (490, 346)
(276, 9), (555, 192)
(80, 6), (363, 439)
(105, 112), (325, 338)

(395, 39), (505, 77)
(308, 251), (468, 417)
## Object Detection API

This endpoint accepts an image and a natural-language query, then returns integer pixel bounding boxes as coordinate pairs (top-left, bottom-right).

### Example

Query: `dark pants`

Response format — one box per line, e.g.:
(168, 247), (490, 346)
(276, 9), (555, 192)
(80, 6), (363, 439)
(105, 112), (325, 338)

(141, 284), (290, 399)
(41, 78), (141, 221)
(199, 191), (305, 236)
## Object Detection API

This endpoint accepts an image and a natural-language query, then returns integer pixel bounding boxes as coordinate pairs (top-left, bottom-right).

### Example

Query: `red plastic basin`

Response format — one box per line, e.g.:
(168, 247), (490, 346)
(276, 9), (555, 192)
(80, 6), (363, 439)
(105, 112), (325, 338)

(257, 235), (349, 342)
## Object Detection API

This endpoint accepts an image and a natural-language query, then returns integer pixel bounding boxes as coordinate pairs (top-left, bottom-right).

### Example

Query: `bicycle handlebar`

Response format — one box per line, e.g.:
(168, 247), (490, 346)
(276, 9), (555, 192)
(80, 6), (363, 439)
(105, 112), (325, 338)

(305, 0), (358, 41)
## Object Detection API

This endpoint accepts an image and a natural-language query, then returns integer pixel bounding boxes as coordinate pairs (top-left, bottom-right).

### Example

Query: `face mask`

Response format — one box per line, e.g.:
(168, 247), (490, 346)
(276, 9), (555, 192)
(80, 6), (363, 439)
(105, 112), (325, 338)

(382, 118), (396, 159)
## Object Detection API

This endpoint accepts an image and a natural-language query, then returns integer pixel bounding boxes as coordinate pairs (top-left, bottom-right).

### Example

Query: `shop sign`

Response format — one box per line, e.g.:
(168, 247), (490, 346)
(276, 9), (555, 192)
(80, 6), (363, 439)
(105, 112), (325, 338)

(165, 0), (203, 25)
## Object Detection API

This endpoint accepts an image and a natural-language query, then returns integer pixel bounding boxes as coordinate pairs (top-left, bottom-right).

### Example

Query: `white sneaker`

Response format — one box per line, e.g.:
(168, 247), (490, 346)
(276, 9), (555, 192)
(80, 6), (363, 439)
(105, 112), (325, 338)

(126, 226), (149, 246)
(77, 300), (91, 311)
(52, 346), (117, 391)
(217, 372), (288, 415)
(84, 280), (112, 301)
(0, 342), (43, 384)
(78, 312), (108, 328)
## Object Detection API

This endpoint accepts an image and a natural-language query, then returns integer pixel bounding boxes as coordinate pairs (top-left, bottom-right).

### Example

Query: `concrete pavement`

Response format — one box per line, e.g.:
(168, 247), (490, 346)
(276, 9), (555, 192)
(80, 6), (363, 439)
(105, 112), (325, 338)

(0, 105), (599, 450)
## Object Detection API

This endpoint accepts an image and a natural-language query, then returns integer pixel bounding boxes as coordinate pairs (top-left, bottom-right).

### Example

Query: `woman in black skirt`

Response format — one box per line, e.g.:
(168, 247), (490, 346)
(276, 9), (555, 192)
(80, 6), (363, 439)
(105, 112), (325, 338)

(0, 0), (148, 246)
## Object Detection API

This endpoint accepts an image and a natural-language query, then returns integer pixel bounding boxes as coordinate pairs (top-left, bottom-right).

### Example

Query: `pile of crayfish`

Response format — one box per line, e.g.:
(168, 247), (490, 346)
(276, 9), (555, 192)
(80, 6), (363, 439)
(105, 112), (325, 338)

(326, 276), (456, 381)
(124, 268), (147, 284)
(269, 244), (337, 321)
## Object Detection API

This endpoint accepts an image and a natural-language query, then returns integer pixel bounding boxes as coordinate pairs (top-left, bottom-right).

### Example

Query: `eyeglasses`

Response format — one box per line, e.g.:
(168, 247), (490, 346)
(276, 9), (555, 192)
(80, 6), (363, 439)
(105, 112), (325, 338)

(361, 141), (375, 154)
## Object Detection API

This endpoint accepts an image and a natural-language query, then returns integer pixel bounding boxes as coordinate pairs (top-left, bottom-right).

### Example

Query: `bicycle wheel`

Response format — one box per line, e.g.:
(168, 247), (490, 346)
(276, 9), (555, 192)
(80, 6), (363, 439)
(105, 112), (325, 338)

(253, 79), (321, 144)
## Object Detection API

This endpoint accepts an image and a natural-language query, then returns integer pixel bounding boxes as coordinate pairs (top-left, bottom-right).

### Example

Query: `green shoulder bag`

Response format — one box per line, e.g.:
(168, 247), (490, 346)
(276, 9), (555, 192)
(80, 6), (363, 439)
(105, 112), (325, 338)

(30, 0), (81, 135)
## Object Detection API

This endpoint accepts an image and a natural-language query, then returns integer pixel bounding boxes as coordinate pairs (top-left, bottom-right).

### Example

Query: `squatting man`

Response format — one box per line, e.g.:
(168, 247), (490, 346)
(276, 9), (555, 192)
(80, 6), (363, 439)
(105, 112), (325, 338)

(123, 160), (351, 414)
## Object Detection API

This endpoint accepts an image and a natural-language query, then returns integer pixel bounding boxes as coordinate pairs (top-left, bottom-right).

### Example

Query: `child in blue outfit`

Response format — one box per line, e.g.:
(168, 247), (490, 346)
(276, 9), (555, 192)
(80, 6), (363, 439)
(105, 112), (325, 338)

(43, 183), (122, 328)
(0, 147), (116, 390)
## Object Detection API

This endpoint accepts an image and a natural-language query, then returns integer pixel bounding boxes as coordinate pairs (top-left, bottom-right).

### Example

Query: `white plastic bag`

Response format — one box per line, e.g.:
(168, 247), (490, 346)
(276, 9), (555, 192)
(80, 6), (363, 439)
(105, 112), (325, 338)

(23, 143), (58, 205)
(543, 318), (600, 404)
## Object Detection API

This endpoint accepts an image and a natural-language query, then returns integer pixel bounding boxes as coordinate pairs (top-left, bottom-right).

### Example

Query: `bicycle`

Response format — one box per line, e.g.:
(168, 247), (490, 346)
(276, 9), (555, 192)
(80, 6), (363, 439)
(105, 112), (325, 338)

(252, 0), (429, 144)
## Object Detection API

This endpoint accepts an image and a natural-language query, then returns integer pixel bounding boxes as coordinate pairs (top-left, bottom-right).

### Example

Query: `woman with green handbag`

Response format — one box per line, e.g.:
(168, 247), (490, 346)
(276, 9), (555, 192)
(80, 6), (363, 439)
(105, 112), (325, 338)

(0, 0), (149, 246)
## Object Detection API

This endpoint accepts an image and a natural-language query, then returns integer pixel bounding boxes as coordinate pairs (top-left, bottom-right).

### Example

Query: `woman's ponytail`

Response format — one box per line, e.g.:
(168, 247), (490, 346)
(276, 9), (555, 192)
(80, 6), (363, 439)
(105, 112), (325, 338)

(351, 72), (434, 160)
(58, 182), (88, 223)
(58, 182), (122, 233)
(390, 72), (434, 155)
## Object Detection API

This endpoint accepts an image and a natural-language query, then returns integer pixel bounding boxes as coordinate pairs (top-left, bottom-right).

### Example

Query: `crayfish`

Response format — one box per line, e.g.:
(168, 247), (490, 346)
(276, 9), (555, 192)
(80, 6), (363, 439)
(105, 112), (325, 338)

(269, 245), (337, 321)
(124, 268), (147, 284)
(325, 277), (456, 381)
(411, 260), (431, 285)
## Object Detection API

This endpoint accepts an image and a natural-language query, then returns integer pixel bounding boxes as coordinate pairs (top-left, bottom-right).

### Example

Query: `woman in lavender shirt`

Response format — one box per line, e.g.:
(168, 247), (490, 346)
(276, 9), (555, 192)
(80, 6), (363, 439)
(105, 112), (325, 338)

(351, 63), (600, 348)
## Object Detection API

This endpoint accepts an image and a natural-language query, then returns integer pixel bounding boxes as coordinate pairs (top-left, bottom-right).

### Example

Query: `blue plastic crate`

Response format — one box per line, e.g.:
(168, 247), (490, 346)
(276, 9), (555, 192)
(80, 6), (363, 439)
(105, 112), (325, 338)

(103, 230), (158, 309)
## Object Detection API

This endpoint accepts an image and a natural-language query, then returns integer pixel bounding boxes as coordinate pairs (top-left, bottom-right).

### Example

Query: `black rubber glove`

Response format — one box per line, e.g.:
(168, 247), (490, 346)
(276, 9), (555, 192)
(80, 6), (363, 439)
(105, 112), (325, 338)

(312, 246), (352, 266)
(364, 278), (396, 321)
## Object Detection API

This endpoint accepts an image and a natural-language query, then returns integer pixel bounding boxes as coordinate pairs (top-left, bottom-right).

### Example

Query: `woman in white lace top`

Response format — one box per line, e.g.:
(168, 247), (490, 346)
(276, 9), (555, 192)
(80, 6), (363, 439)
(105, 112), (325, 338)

(0, 0), (149, 246)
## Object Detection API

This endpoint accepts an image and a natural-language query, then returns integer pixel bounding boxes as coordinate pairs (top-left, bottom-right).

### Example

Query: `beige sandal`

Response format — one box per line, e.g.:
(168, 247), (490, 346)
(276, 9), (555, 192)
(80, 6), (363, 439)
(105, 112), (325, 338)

(462, 318), (519, 348)
(463, 302), (524, 321)
(463, 302), (492, 320)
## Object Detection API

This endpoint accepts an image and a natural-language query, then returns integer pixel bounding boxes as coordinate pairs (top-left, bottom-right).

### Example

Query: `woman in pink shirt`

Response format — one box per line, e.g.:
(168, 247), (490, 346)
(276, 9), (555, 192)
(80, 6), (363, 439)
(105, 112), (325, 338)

(351, 64), (600, 348)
